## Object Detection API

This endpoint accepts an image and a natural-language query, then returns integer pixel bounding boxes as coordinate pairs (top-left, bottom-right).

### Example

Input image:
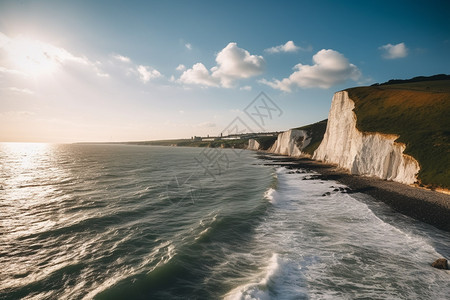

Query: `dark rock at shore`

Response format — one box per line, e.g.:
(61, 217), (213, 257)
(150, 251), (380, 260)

(303, 175), (322, 181)
(332, 187), (352, 193)
(287, 169), (308, 174)
(287, 169), (307, 175)
(342, 187), (353, 193)
(432, 258), (448, 270)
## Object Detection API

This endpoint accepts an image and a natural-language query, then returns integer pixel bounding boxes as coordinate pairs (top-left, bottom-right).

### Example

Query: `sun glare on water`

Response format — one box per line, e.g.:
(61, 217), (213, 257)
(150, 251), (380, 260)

(1, 142), (50, 170)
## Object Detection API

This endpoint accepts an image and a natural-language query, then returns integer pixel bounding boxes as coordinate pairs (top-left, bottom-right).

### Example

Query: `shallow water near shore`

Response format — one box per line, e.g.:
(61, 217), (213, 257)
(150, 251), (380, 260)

(1, 143), (449, 299)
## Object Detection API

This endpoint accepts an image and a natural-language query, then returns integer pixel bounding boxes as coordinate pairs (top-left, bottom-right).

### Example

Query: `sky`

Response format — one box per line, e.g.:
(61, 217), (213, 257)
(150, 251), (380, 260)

(0, 0), (449, 143)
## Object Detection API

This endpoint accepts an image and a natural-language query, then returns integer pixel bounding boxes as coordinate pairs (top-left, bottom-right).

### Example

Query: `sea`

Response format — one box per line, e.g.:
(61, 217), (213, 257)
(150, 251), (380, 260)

(1, 143), (449, 300)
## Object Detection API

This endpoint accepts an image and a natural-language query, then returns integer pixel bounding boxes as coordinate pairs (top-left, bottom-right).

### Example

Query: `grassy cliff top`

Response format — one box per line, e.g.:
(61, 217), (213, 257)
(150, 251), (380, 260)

(346, 79), (450, 189)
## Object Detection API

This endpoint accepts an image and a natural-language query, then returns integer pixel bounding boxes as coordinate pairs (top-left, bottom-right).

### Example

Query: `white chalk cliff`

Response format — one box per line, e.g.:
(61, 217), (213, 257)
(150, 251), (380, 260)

(313, 91), (420, 184)
(247, 139), (260, 150)
(268, 129), (311, 157)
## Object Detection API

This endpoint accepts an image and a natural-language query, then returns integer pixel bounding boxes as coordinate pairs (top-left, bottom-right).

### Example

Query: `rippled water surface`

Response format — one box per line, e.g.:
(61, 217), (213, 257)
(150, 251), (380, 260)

(0, 143), (449, 299)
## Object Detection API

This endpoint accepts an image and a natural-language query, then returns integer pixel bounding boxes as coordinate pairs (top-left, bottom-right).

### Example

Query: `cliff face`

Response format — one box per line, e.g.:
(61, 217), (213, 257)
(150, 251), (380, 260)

(313, 91), (420, 184)
(268, 129), (310, 157)
(247, 139), (260, 150)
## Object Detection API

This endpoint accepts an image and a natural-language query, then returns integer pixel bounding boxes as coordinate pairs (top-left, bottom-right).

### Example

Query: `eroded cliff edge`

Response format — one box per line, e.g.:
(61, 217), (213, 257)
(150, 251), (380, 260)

(313, 91), (420, 185)
(250, 77), (449, 189)
(248, 119), (327, 157)
(267, 129), (310, 157)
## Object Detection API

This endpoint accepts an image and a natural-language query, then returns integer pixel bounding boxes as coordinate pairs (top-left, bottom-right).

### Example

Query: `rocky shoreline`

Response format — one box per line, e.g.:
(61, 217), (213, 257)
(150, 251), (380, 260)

(258, 153), (450, 232)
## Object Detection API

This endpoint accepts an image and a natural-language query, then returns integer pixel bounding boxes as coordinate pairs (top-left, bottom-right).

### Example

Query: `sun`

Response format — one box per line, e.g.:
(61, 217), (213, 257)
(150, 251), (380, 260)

(5, 36), (70, 76)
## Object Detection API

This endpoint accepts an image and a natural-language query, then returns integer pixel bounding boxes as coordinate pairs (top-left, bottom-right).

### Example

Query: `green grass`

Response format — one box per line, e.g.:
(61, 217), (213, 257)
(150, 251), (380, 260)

(293, 119), (328, 155)
(346, 80), (450, 189)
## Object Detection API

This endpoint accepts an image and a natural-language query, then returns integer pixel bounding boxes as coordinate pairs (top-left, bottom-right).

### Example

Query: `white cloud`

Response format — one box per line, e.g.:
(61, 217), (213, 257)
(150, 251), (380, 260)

(265, 41), (312, 53)
(113, 54), (131, 63)
(0, 110), (36, 120)
(265, 41), (300, 53)
(0, 32), (109, 78)
(212, 42), (265, 87)
(92, 62), (110, 78)
(0, 66), (25, 76)
(176, 64), (186, 71)
(109, 53), (165, 83)
(179, 42), (265, 88)
(261, 49), (360, 91)
(96, 71), (110, 78)
(240, 85), (252, 91)
(8, 87), (34, 95)
(136, 65), (162, 83)
(379, 42), (408, 59)
(0, 32), (8, 47)
(179, 63), (220, 87)
(185, 43), (192, 50)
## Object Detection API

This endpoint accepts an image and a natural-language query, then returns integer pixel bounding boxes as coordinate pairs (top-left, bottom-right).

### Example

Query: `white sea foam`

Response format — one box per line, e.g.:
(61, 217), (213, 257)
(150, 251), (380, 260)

(225, 166), (450, 299)
(275, 166), (288, 174)
(264, 188), (277, 204)
(193, 212), (219, 241)
(195, 227), (211, 240)
(224, 253), (280, 300)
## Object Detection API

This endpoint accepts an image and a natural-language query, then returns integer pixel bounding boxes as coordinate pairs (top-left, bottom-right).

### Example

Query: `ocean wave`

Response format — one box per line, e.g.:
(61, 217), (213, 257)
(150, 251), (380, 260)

(264, 188), (278, 204)
(90, 239), (178, 300)
(224, 253), (280, 300)
(194, 213), (218, 241)
(275, 166), (288, 174)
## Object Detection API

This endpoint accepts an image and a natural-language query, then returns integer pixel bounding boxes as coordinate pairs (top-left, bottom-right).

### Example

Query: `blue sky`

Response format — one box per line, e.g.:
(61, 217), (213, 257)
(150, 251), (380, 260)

(1, 0), (449, 142)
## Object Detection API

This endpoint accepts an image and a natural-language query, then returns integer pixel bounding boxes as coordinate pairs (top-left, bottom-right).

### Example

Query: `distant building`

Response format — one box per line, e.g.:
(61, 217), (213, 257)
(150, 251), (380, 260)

(202, 137), (218, 141)
(222, 136), (241, 140)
